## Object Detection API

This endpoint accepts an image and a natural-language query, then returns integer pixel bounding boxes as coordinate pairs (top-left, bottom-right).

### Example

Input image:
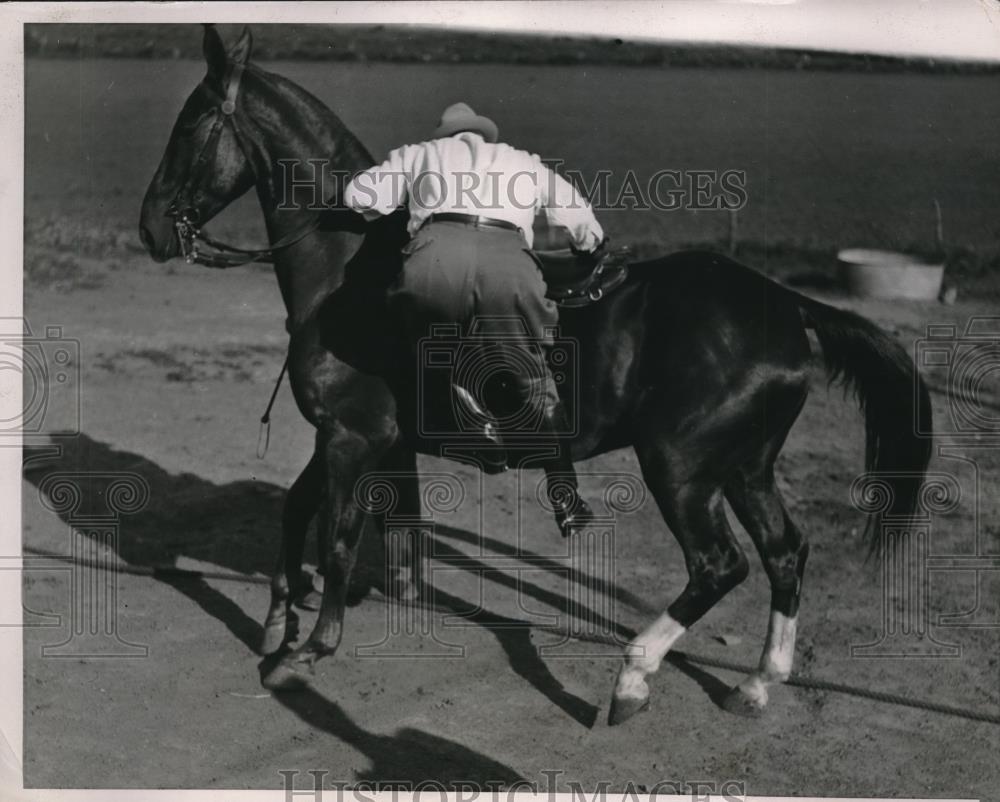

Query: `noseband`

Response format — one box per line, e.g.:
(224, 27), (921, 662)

(166, 62), (318, 268)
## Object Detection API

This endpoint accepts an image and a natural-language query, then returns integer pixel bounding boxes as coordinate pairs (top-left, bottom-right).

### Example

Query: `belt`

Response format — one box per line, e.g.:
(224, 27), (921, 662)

(424, 213), (522, 234)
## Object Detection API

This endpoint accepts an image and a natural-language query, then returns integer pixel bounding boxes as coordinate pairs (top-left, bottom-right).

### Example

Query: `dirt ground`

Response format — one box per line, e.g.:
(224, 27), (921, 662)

(19, 256), (1000, 797)
(17, 46), (1000, 799)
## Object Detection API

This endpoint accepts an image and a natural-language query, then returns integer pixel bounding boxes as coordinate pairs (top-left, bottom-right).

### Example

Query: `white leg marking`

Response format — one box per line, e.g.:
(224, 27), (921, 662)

(734, 610), (798, 707)
(614, 614), (686, 700)
(761, 610), (797, 681)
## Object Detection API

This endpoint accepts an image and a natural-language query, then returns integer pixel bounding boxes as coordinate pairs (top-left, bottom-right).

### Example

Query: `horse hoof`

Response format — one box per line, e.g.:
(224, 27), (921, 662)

(294, 589), (323, 611)
(608, 695), (650, 726)
(260, 623), (288, 656)
(294, 573), (323, 611)
(391, 578), (421, 602)
(261, 659), (314, 692)
(721, 686), (767, 718)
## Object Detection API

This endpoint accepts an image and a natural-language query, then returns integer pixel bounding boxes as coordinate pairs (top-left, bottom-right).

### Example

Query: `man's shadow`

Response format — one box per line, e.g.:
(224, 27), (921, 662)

(21, 433), (675, 731)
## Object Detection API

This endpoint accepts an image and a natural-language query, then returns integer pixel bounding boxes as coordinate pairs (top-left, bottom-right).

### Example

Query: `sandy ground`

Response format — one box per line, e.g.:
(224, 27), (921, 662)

(17, 257), (1000, 797)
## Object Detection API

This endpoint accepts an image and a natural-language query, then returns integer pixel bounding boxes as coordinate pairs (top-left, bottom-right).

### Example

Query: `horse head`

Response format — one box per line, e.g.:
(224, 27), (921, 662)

(139, 25), (259, 262)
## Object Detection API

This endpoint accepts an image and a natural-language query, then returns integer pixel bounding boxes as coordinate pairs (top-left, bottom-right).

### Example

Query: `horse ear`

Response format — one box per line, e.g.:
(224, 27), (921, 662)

(230, 26), (254, 65)
(202, 23), (228, 77)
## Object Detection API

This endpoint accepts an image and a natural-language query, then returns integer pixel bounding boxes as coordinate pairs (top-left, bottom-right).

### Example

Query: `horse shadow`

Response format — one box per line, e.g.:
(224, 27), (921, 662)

(20, 433), (662, 734)
(274, 684), (526, 787)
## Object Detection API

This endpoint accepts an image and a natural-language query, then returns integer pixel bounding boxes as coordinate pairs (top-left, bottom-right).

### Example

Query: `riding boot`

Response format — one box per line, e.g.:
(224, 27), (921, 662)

(537, 402), (597, 537)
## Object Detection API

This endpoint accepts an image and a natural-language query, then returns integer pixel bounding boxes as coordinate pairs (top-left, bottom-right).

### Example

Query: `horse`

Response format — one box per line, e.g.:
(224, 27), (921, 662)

(139, 26), (933, 725)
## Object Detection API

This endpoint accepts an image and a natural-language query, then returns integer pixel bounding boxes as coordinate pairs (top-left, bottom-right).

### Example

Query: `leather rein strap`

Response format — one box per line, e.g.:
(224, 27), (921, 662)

(166, 62), (318, 269)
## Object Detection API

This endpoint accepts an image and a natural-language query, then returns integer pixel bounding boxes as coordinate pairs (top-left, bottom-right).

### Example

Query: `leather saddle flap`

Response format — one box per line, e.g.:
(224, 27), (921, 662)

(530, 246), (631, 308)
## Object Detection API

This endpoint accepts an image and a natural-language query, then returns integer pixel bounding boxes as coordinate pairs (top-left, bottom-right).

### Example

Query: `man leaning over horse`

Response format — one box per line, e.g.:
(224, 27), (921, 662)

(343, 102), (605, 537)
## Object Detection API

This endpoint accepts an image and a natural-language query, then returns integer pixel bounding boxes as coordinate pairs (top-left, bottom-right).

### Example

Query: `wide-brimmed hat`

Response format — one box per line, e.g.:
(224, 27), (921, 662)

(432, 102), (498, 143)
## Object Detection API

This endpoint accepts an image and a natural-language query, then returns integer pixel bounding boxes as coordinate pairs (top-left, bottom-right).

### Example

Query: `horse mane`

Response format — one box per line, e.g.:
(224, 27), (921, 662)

(247, 62), (377, 175)
(235, 60), (397, 245)
(238, 62), (407, 284)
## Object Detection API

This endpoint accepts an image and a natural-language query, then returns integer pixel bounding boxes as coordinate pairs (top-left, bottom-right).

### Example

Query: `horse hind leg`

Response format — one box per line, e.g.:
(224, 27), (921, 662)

(721, 465), (809, 716)
(373, 441), (423, 601)
(261, 450), (323, 655)
(610, 468), (750, 725)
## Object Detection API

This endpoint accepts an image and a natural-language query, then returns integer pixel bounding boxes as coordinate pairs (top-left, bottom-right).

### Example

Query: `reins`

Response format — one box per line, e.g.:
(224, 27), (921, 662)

(256, 356), (288, 459)
(177, 222), (320, 269)
(166, 60), (310, 454)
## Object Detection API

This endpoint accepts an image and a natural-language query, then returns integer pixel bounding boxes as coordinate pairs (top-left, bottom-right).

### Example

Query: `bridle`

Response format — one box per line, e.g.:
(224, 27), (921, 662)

(165, 61), (319, 269)
(164, 59), (317, 455)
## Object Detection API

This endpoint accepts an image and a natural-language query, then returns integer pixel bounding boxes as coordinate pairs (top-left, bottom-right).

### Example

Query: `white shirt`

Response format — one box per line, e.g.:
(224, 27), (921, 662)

(342, 132), (604, 250)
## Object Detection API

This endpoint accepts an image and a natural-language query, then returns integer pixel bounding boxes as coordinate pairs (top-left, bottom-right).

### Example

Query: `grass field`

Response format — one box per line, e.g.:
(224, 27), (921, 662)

(26, 22), (1000, 72)
(25, 57), (1000, 296)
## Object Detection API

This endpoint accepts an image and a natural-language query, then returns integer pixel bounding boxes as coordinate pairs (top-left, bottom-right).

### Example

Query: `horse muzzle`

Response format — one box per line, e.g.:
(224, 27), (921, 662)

(138, 207), (181, 263)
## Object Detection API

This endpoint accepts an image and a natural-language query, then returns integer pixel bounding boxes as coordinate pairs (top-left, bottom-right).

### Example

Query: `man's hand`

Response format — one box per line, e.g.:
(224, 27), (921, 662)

(571, 236), (609, 258)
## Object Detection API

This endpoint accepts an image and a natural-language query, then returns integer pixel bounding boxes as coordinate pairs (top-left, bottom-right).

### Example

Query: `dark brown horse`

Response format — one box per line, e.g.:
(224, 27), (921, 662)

(139, 26), (932, 725)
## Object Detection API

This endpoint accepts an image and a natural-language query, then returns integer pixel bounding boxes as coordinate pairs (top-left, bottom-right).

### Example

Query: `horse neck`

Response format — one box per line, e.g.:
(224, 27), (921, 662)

(244, 69), (374, 328)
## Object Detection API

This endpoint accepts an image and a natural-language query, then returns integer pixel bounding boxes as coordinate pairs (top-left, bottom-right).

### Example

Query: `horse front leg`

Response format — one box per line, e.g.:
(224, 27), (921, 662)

(261, 448), (324, 655)
(261, 424), (380, 690)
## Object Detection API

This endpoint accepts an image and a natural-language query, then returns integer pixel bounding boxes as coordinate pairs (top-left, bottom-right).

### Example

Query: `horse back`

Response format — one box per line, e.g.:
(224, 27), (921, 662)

(562, 250), (812, 459)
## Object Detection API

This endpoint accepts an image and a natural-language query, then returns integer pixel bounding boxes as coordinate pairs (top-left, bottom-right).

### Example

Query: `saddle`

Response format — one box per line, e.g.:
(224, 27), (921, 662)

(529, 244), (632, 308)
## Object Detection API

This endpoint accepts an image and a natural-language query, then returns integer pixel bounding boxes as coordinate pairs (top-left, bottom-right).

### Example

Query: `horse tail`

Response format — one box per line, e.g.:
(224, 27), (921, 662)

(795, 294), (933, 551)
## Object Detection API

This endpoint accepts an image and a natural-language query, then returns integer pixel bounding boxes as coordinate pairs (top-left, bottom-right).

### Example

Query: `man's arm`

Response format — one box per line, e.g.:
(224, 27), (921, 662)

(536, 161), (604, 252)
(342, 145), (412, 220)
